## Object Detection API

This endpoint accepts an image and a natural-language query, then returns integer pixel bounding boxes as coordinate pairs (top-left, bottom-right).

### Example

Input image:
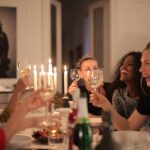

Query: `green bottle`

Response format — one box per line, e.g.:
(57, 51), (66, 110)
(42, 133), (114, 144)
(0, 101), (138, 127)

(74, 91), (92, 150)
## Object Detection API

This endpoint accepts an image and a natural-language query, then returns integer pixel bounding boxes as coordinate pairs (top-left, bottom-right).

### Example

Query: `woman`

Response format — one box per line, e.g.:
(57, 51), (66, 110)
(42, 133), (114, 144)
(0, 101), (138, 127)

(90, 47), (150, 130)
(111, 52), (142, 118)
(68, 56), (109, 116)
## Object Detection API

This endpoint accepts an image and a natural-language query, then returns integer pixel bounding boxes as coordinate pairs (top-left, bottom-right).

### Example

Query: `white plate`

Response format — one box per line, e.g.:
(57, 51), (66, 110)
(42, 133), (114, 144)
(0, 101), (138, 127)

(5, 134), (31, 150)
(89, 117), (102, 127)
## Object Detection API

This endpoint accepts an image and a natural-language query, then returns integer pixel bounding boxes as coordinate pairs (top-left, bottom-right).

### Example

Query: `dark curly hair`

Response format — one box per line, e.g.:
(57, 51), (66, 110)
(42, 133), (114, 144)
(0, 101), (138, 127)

(110, 51), (142, 94)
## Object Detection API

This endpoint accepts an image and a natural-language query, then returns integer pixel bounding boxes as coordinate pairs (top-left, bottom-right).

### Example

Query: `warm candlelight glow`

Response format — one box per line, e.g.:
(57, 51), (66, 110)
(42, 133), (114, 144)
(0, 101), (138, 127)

(39, 64), (46, 89)
(33, 65), (38, 91)
(64, 65), (68, 94)
(28, 64), (31, 70)
(41, 64), (44, 72)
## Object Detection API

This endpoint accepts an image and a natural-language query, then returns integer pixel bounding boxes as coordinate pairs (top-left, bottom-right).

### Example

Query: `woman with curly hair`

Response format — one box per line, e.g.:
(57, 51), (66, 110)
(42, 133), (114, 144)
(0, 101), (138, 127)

(111, 51), (142, 118)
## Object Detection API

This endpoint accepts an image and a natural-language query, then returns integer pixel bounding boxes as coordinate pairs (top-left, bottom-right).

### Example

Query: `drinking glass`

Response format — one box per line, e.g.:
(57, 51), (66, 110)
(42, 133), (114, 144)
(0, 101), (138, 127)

(48, 111), (64, 149)
(40, 85), (55, 127)
(70, 69), (80, 81)
(17, 60), (30, 77)
(87, 69), (103, 91)
(17, 60), (33, 89)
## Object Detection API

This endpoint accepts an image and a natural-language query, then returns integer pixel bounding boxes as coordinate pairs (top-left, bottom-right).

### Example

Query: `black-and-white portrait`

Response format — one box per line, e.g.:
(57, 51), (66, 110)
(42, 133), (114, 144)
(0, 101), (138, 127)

(0, 7), (16, 78)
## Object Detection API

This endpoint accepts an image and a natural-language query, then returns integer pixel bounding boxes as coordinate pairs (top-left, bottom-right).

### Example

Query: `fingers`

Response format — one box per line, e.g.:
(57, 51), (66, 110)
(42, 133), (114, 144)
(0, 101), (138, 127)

(68, 81), (78, 94)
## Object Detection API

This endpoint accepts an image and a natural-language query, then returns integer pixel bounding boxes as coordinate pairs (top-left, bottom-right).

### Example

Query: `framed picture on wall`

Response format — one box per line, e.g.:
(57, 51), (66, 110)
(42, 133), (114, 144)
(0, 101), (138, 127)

(0, 6), (17, 78)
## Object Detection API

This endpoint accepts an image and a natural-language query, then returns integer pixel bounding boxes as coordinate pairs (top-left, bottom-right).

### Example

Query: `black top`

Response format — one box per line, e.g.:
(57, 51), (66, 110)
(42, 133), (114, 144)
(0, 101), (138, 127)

(137, 88), (150, 115)
(67, 80), (112, 116)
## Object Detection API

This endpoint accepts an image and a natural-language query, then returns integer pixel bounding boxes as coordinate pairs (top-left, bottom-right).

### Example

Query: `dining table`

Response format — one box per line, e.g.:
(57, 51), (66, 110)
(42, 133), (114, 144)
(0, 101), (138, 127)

(4, 108), (150, 150)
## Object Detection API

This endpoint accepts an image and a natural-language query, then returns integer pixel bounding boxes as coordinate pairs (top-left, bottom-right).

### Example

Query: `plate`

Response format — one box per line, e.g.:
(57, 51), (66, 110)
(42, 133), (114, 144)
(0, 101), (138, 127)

(5, 134), (31, 150)
(89, 117), (102, 127)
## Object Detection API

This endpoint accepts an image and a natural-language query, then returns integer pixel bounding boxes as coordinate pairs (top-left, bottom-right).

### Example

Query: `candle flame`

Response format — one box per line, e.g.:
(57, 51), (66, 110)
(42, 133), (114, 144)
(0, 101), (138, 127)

(28, 64), (31, 70)
(54, 67), (57, 72)
(33, 65), (36, 70)
(41, 64), (44, 72)
(64, 65), (67, 71)
(49, 58), (52, 64)
(51, 129), (57, 134)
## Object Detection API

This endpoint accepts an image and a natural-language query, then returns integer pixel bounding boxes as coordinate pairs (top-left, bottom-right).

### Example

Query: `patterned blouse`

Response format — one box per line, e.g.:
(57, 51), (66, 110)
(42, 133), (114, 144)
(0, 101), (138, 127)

(112, 88), (138, 118)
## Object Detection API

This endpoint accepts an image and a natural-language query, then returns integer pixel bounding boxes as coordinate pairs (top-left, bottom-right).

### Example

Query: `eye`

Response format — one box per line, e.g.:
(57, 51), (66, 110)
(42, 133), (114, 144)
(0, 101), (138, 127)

(93, 67), (98, 70)
(128, 63), (134, 66)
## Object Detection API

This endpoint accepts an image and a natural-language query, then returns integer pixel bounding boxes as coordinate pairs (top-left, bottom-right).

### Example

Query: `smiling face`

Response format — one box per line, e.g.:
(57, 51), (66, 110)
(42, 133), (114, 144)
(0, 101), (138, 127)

(140, 49), (150, 87)
(120, 55), (136, 83)
(79, 59), (99, 82)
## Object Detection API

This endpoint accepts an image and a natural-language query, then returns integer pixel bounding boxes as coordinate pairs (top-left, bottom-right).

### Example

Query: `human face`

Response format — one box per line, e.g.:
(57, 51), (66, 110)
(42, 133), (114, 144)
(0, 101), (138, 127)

(120, 55), (135, 83)
(140, 50), (150, 86)
(79, 59), (99, 82)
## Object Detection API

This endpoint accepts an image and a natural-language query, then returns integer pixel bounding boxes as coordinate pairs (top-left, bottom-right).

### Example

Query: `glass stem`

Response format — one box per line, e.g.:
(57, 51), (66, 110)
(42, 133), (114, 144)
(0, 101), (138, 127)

(45, 102), (49, 121)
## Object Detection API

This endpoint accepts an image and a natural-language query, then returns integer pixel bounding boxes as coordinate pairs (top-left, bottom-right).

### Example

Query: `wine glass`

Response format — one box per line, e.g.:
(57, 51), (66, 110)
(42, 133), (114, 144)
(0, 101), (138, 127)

(17, 59), (33, 89)
(39, 74), (55, 127)
(70, 69), (80, 81)
(87, 69), (103, 91)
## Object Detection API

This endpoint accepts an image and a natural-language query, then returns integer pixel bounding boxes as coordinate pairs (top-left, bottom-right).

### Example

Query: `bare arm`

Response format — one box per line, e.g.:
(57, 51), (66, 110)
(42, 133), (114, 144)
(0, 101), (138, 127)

(90, 92), (148, 130)
(2, 91), (46, 143)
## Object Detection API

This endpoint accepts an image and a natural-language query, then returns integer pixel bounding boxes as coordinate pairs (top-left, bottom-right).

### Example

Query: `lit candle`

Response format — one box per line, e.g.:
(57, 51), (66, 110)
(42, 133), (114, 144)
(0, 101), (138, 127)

(64, 65), (68, 94)
(33, 65), (38, 91)
(28, 64), (31, 70)
(48, 59), (53, 86)
(39, 64), (46, 89)
(53, 67), (57, 91)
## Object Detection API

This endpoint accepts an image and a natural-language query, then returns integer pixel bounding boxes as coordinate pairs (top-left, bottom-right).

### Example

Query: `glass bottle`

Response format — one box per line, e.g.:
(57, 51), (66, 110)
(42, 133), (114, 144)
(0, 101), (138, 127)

(74, 91), (92, 150)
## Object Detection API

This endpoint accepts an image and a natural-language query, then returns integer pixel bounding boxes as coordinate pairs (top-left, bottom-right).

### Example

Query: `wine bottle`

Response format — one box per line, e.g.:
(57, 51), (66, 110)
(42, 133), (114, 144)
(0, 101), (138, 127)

(95, 111), (120, 150)
(74, 91), (92, 150)
(68, 88), (80, 150)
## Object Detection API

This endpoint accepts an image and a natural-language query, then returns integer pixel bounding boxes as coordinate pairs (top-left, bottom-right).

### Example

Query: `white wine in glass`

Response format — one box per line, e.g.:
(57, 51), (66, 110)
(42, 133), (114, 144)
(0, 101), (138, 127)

(17, 60), (30, 78)
(17, 60), (33, 89)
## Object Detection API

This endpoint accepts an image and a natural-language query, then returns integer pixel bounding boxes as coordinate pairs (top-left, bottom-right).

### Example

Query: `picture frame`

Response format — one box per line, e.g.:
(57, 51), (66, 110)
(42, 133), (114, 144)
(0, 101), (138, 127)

(0, 6), (17, 78)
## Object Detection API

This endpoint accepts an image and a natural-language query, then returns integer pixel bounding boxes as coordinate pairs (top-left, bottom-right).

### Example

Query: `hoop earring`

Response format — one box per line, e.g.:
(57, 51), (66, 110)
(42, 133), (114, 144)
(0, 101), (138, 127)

(140, 77), (150, 97)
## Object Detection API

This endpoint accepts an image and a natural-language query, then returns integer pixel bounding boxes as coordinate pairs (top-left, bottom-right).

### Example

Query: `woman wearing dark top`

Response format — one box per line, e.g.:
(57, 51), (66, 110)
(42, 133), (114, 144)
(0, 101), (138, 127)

(68, 56), (111, 116)
(90, 47), (150, 130)
(110, 52), (142, 118)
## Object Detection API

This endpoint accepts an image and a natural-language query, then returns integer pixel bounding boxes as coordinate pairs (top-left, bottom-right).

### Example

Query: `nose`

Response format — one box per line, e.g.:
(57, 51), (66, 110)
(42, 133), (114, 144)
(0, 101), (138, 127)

(139, 65), (143, 73)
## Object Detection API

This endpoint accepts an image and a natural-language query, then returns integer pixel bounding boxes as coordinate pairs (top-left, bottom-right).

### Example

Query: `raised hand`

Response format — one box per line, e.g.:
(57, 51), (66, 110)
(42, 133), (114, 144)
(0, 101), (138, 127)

(68, 81), (78, 95)
(20, 91), (47, 112)
(90, 91), (111, 111)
